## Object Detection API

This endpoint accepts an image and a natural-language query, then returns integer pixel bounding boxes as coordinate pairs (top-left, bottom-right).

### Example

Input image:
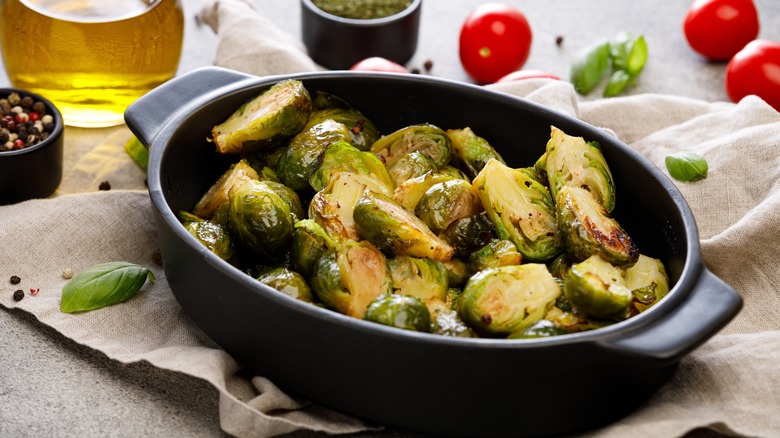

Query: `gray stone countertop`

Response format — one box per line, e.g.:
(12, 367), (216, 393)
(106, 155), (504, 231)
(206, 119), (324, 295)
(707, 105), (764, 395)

(1, 0), (778, 437)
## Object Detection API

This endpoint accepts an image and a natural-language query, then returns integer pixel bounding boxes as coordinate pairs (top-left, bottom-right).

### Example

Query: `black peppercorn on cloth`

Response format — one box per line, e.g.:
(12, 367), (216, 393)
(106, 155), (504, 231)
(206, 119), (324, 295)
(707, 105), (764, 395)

(2, 0), (780, 437)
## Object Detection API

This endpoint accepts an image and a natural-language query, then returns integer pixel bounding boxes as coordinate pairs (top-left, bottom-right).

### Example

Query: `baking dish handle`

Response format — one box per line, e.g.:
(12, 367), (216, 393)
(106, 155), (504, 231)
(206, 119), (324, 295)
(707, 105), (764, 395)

(124, 66), (257, 148)
(599, 267), (742, 365)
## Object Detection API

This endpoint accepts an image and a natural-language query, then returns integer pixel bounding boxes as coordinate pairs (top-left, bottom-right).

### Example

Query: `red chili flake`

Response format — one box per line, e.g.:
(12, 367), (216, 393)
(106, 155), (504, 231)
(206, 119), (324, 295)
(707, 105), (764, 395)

(29, 287), (40, 296)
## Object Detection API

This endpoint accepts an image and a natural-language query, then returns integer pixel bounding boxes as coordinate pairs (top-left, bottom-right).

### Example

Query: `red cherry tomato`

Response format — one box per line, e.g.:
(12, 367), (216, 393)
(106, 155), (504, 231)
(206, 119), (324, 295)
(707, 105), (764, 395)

(349, 57), (409, 73)
(725, 39), (780, 110)
(496, 69), (560, 83)
(459, 3), (533, 84)
(683, 0), (759, 61)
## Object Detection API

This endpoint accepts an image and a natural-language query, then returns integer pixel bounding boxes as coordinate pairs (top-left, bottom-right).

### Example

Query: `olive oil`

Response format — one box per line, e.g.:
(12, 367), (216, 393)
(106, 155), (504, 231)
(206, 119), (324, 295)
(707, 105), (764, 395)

(0, 0), (184, 127)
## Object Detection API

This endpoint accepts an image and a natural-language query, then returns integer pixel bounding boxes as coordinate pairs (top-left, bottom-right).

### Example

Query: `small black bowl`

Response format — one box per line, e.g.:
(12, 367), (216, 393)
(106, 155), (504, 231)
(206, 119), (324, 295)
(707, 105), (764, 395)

(301, 0), (422, 70)
(0, 88), (64, 205)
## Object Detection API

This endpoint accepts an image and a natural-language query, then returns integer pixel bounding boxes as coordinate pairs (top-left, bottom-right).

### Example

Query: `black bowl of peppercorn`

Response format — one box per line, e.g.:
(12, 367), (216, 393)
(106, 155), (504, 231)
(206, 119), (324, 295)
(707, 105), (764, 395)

(0, 88), (63, 205)
(301, 0), (421, 70)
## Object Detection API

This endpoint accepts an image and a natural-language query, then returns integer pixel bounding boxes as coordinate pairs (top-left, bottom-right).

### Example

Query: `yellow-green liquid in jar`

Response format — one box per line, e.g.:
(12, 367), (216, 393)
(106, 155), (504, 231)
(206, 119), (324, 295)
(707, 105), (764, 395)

(0, 0), (184, 127)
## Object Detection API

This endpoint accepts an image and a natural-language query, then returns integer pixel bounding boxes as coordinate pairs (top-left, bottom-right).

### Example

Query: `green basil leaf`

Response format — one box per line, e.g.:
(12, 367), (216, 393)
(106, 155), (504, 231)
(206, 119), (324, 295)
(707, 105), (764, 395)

(604, 70), (632, 97)
(625, 35), (648, 77)
(61, 262), (155, 313)
(125, 136), (149, 172)
(665, 152), (708, 182)
(570, 39), (610, 95)
(609, 32), (647, 75)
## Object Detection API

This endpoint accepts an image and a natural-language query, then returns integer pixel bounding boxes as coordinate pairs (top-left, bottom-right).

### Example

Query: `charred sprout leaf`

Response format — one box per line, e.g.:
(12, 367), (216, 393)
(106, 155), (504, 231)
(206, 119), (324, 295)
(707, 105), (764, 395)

(445, 127), (506, 179)
(556, 185), (638, 267)
(509, 319), (569, 339)
(387, 256), (449, 305)
(61, 262), (155, 313)
(415, 179), (482, 234)
(371, 124), (452, 168)
(458, 264), (560, 337)
(472, 159), (560, 263)
(306, 107), (379, 151)
(564, 254), (632, 319)
(211, 79), (311, 154)
(291, 219), (337, 279)
(570, 39), (610, 94)
(388, 150), (438, 186)
(467, 239), (522, 275)
(364, 294), (431, 332)
(183, 220), (235, 262)
(544, 126), (616, 213)
(193, 159), (259, 218)
(665, 152), (708, 182)
(257, 267), (314, 303)
(124, 136), (148, 171)
(354, 191), (455, 262)
(229, 180), (295, 260)
(309, 141), (394, 194)
(277, 119), (351, 191)
(310, 240), (393, 318)
(604, 69), (632, 97)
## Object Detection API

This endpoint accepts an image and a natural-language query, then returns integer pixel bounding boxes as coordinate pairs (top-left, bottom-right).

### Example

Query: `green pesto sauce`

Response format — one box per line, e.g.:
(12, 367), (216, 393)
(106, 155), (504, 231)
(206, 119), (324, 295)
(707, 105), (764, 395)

(312, 0), (412, 20)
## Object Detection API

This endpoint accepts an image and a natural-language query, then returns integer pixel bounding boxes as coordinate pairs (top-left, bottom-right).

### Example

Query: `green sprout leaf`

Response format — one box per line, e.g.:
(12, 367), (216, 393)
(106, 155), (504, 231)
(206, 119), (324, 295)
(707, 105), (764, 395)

(125, 136), (149, 171)
(61, 262), (155, 313)
(665, 152), (708, 182)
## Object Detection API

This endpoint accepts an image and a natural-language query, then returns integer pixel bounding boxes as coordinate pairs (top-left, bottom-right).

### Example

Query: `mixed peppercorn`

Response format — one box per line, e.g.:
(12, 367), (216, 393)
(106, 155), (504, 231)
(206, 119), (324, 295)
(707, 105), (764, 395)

(0, 92), (56, 152)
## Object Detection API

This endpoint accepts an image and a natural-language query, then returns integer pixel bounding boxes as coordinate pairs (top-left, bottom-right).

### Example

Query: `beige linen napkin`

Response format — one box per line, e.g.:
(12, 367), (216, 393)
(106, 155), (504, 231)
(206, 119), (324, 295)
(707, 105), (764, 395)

(3, 0), (780, 437)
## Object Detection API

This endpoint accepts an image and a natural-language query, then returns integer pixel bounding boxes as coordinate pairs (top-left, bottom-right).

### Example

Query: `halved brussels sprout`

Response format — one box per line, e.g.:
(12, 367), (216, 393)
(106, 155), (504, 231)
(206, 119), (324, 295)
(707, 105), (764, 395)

(306, 107), (380, 151)
(445, 127), (506, 179)
(393, 173), (455, 211)
(458, 264), (560, 337)
(371, 124), (451, 168)
(437, 164), (471, 182)
(308, 172), (379, 242)
(353, 191), (454, 262)
(508, 319), (569, 339)
(310, 240), (393, 318)
(309, 141), (394, 194)
(363, 294), (431, 332)
(211, 79), (311, 154)
(257, 267), (314, 303)
(193, 159), (259, 218)
(277, 119), (351, 191)
(555, 185), (638, 267)
(290, 219), (337, 279)
(387, 150), (438, 186)
(211, 202), (231, 227)
(441, 258), (468, 289)
(624, 254), (670, 312)
(427, 298), (476, 337)
(472, 159), (560, 262)
(544, 305), (615, 333)
(440, 211), (496, 257)
(262, 180), (305, 222)
(183, 220), (235, 262)
(387, 256), (449, 305)
(564, 254), (632, 319)
(467, 239), (522, 275)
(228, 180), (295, 260)
(415, 179), (482, 235)
(541, 126), (616, 213)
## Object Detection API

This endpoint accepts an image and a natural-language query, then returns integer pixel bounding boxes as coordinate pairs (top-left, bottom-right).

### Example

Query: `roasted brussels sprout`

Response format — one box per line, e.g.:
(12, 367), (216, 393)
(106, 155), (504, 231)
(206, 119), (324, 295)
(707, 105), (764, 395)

(308, 172), (378, 242)
(415, 179), (483, 236)
(276, 119), (352, 191)
(257, 267), (314, 303)
(428, 298), (476, 337)
(387, 150), (438, 186)
(309, 141), (394, 194)
(440, 211), (496, 257)
(555, 185), (638, 267)
(441, 259), (468, 289)
(263, 180), (305, 222)
(467, 239), (522, 274)
(387, 256), (449, 305)
(458, 264), (560, 337)
(193, 159), (259, 218)
(228, 180), (295, 260)
(211, 79), (311, 154)
(540, 126), (616, 213)
(548, 253), (573, 281)
(310, 240), (393, 318)
(182, 220), (235, 262)
(353, 191), (455, 262)
(306, 107), (380, 151)
(472, 159), (560, 263)
(437, 164), (471, 182)
(564, 254), (633, 319)
(290, 219), (337, 278)
(363, 294), (431, 332)
(624, 254), (670, 312)
(371, 124), (451, 168)
(393, 173), (455, 211)
(544, 305), (615, 333)
(508, 319), (569, 339)
(445, 127), (506, 179)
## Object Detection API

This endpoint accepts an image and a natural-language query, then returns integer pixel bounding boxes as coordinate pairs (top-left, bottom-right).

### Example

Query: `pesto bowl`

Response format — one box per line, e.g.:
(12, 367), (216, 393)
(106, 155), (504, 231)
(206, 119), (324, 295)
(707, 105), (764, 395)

(300, 0), (421, 69)
(125, 67), (741, 437)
